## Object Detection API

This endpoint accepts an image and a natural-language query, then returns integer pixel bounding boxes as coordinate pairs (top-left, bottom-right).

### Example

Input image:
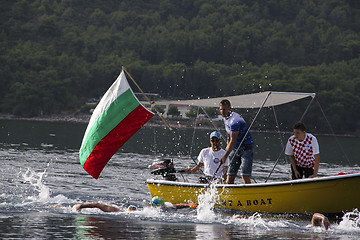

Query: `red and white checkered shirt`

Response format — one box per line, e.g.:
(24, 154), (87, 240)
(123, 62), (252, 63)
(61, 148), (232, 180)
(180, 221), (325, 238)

(285, 133), (319, 168)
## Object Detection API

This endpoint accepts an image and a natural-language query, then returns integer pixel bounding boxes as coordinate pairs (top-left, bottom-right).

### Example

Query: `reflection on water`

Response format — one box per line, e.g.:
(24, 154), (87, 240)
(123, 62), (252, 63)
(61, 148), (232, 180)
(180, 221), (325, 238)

(74, 215), (148, 239)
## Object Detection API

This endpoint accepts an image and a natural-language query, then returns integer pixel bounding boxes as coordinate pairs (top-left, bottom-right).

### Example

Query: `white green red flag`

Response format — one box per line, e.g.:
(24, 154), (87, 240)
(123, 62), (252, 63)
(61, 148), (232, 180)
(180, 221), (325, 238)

(79, 70), (154, 179)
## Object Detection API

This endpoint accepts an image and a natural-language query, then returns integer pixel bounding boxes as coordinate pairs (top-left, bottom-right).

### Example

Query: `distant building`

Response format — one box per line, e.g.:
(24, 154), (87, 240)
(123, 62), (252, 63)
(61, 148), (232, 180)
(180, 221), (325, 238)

(134, 93), (160, 101)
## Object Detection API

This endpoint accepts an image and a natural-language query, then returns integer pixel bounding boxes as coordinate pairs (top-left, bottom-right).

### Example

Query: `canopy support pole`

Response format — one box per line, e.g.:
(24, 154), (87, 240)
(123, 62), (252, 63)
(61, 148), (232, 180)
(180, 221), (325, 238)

(189, 106), (200, 157)
(300, 94), (316, 121)
(265, 94), (316, 182)
(315, 98), (351, 165)
(228, 92), (272, 180)
(200, 106), (226, 142)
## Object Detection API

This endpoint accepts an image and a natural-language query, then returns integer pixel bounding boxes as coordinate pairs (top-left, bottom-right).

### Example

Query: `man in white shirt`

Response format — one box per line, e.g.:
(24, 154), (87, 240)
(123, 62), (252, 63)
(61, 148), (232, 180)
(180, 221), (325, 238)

(185, 131), (229, 182)
(285, 122), (320, 179)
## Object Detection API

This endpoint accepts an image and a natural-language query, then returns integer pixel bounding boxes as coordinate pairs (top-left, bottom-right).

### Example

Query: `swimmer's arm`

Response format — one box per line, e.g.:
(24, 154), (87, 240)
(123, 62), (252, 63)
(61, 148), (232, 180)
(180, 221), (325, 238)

(75, 202), (121, 212)
(172, 203), (198, 209)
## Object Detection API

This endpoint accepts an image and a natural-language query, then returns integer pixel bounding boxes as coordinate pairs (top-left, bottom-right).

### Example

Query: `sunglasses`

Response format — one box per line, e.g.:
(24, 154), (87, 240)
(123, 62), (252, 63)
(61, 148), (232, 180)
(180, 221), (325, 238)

(210, 138), (220, 143)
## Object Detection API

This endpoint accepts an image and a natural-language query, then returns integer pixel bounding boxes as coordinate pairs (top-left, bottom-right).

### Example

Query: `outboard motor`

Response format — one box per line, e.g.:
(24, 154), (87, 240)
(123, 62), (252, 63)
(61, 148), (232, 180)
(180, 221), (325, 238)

(149, 157), (177, 181)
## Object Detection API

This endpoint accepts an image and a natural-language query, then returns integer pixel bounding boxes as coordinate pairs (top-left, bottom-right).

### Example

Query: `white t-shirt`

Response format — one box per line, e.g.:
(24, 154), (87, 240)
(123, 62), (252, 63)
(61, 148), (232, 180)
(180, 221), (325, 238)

(285, 133), (320, 168)
(197, 147), (229, 178)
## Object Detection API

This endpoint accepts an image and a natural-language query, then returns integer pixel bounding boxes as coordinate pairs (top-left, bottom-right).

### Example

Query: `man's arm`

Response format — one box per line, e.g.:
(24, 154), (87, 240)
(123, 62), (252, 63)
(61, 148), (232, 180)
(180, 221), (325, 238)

(289, 155), (300, 179)
(222, 166), (229, 181)
(172, 203), (198, 209)
(310, 154), (320, 178)
(221, 131), (239, 164)
(75, 202), (120, 212)
(185, 162), (203, 173)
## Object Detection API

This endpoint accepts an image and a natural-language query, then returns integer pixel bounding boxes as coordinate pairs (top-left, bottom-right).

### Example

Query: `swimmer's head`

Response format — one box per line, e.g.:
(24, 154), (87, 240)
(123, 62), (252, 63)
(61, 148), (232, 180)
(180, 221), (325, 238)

(150, 196), (165, 207)
(127, 205), (137, 211)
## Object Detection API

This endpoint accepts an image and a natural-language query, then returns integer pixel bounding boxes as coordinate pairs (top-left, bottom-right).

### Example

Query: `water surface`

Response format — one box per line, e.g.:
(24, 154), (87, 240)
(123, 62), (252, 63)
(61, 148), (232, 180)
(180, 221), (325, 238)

(1, 119), (359, 239)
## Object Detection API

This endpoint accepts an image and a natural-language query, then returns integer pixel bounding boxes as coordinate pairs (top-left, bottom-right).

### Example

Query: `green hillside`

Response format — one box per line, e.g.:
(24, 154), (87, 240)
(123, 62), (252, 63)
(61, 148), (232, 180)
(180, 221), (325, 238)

(1, 0), (359, 134)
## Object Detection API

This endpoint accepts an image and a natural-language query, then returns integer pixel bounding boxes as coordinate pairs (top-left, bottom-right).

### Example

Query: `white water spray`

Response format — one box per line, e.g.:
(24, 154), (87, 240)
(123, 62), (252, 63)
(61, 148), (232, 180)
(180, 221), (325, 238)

(22, 168), (50, 201)
(196, 183), (220, 222)
(337, 209), (360, 231)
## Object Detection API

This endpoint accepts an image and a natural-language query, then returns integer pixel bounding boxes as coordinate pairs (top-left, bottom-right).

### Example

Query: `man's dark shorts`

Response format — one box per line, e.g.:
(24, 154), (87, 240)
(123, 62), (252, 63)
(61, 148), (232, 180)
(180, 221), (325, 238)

(227, 144), (254, 176)
(291, 165), (314, 179)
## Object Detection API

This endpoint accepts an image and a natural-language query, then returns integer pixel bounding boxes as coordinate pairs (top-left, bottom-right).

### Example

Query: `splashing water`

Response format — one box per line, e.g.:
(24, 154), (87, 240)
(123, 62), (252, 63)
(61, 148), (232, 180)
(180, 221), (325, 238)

(248, 212), (270, 229)
(22, 168), (50, 201)
(196, 183), (219, 222)
(337, 209), (360, 232)
(21, 168), (68, 204)
(229, 212), (271, 230)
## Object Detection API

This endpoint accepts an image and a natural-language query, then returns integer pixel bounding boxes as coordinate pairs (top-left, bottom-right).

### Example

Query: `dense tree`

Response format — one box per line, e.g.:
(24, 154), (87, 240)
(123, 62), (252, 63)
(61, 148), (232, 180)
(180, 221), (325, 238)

(167, 106), (180, 117)
(0, 0), (359, 134)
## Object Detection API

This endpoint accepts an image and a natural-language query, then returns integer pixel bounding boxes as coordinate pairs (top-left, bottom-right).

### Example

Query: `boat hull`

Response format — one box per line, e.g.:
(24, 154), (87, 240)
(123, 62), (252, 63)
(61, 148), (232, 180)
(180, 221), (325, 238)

(147, 173), (360, 214)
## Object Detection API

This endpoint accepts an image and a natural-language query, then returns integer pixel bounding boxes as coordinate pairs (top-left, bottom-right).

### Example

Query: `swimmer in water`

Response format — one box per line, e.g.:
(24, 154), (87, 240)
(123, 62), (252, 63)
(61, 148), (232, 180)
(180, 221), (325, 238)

(232, 212), (330, 230)
(75, 196), (197, 212)
(311, 213), (330, 230)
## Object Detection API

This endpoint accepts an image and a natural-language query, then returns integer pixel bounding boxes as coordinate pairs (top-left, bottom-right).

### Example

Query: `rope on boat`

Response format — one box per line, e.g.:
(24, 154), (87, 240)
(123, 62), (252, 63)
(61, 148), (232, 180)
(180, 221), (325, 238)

(264, 104), (291, 182)
(200, 106), (226, 142)
(265, 93), (316, 182)
(227, 92), (272, 179)
(300, 93), (316, 121)
(272, 105), (286, 161)
(315, 98), (351, 165)
(189, 106), (200, 157)
(186, 106), (210, 179)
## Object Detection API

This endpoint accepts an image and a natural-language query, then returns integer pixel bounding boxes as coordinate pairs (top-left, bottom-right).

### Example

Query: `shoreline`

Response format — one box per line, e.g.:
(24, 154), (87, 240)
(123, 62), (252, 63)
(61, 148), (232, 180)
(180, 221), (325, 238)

(0, 113), (198, 128)
(0, 113), (91, 124)
(0, 113), (213, 130)
(0, 114), (358, 137)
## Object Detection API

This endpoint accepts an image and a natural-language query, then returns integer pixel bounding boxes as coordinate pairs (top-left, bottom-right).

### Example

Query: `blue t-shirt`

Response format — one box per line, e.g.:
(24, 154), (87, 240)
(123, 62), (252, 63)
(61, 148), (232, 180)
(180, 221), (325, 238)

(223, 112), (254, 149)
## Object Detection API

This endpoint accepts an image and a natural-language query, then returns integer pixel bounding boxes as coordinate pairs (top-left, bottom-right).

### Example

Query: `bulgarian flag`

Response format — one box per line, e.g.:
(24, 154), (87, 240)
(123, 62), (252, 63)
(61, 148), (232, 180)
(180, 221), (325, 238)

(79, 70), (154, 179)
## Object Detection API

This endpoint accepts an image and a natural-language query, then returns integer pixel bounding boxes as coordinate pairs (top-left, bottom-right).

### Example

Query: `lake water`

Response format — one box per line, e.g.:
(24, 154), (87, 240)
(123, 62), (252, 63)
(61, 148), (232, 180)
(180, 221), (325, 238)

(1, 119), (360, 239)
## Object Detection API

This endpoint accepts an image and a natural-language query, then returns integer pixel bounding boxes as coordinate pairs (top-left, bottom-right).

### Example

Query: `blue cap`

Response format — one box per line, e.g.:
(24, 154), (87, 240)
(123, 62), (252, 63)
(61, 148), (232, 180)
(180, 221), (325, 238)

(210, 131), (221, 139)
(150, 196), (165, 207)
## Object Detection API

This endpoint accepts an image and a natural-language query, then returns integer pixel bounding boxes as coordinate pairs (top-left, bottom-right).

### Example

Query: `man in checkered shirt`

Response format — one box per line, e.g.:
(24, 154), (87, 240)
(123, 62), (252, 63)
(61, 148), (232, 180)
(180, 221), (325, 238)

(285, 122), (320, 179)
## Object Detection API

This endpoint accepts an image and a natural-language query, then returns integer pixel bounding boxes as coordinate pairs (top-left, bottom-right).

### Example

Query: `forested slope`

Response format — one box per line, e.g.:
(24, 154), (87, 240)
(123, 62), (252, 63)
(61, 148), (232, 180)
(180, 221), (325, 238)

(1, 0), (359, 134)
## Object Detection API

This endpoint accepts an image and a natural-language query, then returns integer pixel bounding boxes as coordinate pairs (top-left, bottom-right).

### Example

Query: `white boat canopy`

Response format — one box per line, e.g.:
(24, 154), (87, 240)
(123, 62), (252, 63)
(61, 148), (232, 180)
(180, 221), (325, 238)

(155, 91), (316, 109)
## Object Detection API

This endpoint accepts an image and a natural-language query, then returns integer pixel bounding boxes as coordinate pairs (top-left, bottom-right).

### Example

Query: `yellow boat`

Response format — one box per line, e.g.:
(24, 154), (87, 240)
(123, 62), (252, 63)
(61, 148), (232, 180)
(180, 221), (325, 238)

(144, 91), (360, 215)
(147, 173), (360, 214)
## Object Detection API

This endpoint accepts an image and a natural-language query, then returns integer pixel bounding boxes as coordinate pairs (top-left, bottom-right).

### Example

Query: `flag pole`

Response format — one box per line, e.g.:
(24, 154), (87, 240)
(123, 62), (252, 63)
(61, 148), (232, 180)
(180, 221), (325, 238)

(122, 66), (173, 131)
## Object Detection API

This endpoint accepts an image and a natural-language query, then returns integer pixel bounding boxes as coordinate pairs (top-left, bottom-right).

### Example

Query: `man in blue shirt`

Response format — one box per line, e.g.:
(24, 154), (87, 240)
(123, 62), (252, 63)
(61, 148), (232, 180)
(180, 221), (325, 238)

(219, 99), (254, 184)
